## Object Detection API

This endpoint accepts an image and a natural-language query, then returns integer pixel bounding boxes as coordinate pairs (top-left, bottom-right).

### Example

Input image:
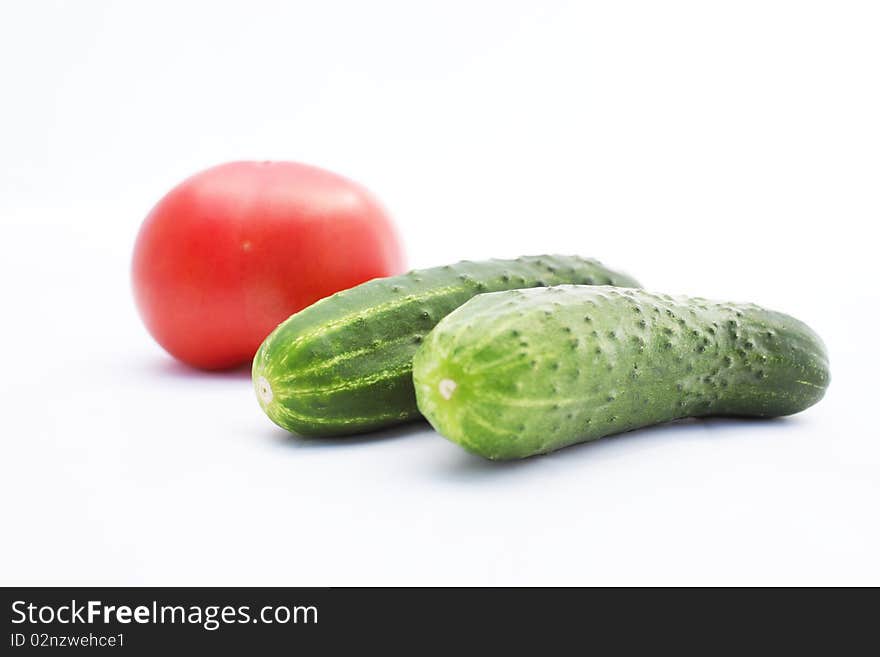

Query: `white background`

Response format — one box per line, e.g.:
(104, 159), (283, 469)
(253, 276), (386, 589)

(1, 0), (877, 585)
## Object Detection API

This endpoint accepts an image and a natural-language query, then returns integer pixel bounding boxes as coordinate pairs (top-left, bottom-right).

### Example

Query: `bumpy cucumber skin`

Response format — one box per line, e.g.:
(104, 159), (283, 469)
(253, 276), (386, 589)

(253, 257), (639, 436)
(413, 285), (829, 460)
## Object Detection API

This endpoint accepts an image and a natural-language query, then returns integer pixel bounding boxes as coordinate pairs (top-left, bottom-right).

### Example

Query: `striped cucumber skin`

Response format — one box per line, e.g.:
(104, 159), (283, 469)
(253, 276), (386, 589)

(253, 256), (639, 435)
(413, 285), (829, 459)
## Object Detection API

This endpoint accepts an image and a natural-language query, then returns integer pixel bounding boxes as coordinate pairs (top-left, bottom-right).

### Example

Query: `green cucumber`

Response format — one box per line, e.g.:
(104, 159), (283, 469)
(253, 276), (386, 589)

(253, 256), (640, 435)
(413, 285), (829, 459)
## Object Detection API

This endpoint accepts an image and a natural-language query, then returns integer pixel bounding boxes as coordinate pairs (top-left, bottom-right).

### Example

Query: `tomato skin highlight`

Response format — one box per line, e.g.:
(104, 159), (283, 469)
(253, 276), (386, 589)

(132, 161), (405, 370)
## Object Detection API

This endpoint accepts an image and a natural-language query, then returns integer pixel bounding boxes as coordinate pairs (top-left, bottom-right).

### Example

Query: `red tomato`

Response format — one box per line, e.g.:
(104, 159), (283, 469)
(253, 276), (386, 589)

(132, 161), (405, 369)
